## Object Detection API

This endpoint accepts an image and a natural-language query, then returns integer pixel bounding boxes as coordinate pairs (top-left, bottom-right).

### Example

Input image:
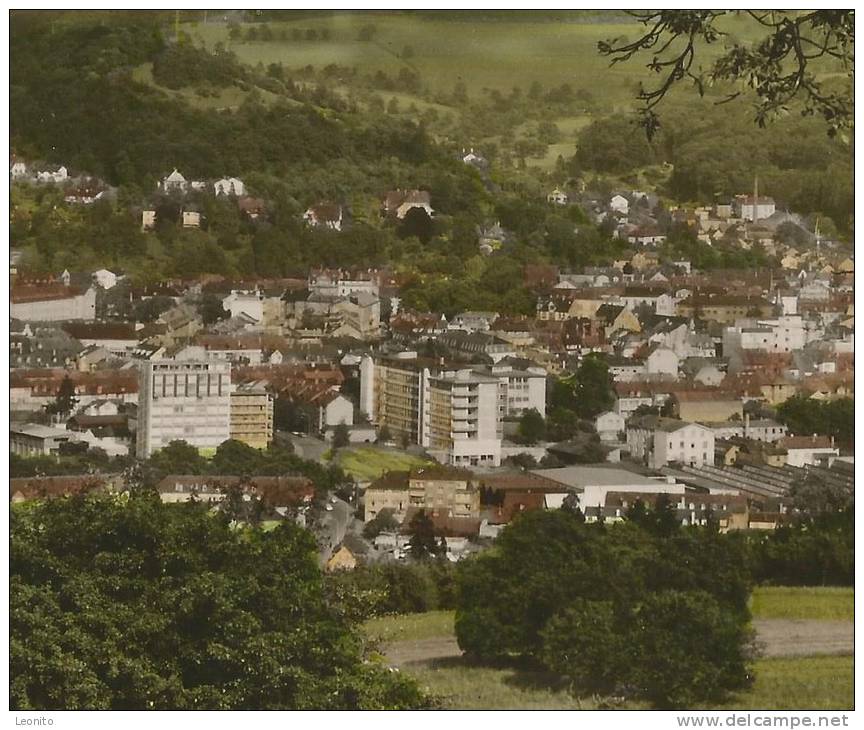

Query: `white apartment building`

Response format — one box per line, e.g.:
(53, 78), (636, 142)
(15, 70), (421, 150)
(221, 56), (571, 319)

(136, 360), (231, 459)
(486, 361), (547, 418)
(360, 353), (503, 467)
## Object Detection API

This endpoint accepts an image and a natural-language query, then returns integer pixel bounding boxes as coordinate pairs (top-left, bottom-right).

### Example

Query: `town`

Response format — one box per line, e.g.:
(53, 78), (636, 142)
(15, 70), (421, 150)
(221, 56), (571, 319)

(8, 9), (854, 714)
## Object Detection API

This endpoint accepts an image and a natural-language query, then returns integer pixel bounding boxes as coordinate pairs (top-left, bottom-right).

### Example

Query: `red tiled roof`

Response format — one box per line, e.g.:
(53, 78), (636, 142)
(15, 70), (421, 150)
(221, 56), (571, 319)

(11, 283), (86, 303)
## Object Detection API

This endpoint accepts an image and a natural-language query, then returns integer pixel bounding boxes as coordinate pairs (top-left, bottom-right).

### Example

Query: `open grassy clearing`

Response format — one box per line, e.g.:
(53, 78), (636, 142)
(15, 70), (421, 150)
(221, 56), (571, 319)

(751, 586), (854, 622)
(330, 445), (433, 482)
(362, 587), (853, 709)
(131, 61), (284, 110)
(364, 610), (456, 643)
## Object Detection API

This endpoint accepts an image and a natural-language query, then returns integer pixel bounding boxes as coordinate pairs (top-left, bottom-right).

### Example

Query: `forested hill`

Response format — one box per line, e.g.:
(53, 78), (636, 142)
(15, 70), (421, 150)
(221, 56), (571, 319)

(9, 15), (465, 202)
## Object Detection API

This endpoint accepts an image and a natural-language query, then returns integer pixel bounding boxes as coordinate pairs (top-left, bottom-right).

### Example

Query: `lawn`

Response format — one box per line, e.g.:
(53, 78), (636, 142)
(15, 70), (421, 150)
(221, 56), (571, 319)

(364, 610), (456, 643)
(330, 446), (433, 482)
(365, 588), (854, 710)
(751, 586), (854, 621)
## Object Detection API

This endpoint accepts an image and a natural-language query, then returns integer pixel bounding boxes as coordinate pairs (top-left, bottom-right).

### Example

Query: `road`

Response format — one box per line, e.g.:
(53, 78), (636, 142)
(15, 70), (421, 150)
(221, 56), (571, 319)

(383, 619), (854, 668)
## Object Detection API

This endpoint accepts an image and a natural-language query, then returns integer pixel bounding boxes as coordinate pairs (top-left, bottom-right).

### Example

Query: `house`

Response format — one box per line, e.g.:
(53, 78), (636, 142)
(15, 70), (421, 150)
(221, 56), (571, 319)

(161, 168), (188, 193)
(646, 346), (679, 378)
(596, 304), (641, 338)
(627, 416), (715, 468)
(141, 208), (157, 230)
(91, 269), (119, 290)
(10, 474), (121, 503)
(303, 202), (343, 230)
(36, 165), (68, 184)
(627, 224), (667, 247)
(382, 189), (434, 220)
(325, 545), (358, 572)
(609, 194), (629, 215)
(547, 188), (568, 205)
(733, 195), (776, 221)
(585, 491), (750, 531)
(778, 435), (839, 467)
(238, 196), (266, 220)
(213, 177), (246, 197)
(181, 206), (202, 228)
(10, 160), (28, 179)
(595, 411), (625, 442)
(64, 181), (106, 205)
(10, 424), (78, 456)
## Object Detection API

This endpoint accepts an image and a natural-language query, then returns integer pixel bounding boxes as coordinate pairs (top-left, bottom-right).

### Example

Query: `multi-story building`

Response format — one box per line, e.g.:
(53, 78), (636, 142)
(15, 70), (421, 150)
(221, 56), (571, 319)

(360, 353), (504, 467)
(230, 382), (274, 449)
(364, 466), (480, 523)
(136, 360), (231, 458)
(627, 415), (715, 468)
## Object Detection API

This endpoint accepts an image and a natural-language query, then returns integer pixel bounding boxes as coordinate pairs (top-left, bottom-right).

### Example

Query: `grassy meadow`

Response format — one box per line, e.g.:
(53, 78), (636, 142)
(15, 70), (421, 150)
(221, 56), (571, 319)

(329, 445), (434, 482)
(751, 586), (854, 622)
(363, 586), (854, 710)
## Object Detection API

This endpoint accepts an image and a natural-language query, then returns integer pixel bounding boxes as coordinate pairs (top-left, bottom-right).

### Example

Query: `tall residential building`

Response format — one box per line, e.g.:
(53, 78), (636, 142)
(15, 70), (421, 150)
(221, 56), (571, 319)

(360, 353), (503, 467)
(230, 382), (274, 449)
(136, 360), (231, 459)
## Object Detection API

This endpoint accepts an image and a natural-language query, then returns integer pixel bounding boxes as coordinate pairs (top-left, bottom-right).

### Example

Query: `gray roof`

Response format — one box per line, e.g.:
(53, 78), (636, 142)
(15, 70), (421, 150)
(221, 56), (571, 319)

(531, 466), (663, 491)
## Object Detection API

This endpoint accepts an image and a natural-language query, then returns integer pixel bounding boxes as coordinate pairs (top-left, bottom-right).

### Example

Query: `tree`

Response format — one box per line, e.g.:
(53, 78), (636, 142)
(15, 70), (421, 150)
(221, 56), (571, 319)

(148, 440), (207, 475)
(332, 423), (350, 449)
(598, 11), (853, 138)
(376, 425), (392, 444)
(407, 509), (444, 561)
(571, 353), (615, 419)
(210, 438), (262, 475)
(198, 293), (229, 325)
(362, 508), (399, 540)
(10, 492), (432, 709)
(516, 408), (546, 445)
(455, 510), (753, 708)
(44, 375), (78, 418)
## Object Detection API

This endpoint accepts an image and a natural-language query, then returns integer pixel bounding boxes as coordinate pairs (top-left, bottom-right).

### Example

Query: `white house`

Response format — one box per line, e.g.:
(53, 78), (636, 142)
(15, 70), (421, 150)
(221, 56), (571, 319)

(646, 346), (679, 378)
(36, 165), (68, 184)
(91, 269), (118, 290)
(161, 168), (187, 193)
(595, 411), (625, 442)
(653, 420), (714, 468)
(303, 203), (343, 231)
(734, 195), (776, 221)
(182, 209), (202, 228)
(214, 177), (246, 197)
(610, 194), (629, 215)
(222, 291), (264, 323)
(10, 161), (28, 179)
(779, 435), (839, 467)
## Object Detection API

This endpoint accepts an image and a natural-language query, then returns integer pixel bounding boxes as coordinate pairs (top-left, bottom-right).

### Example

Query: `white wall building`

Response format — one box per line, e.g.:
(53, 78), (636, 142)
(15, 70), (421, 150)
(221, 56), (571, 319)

(222, 291), (264, 322)
(136, 360), (231, 459)
(595, 411), (625, 442)
(214, 177), (246, 197)
(11, 287), (97, 322)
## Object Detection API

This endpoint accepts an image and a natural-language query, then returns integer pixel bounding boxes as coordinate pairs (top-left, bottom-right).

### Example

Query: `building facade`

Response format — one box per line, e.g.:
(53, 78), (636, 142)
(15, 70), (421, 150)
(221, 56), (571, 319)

(136, 360), (231, 458)
(230, 383), (274, 449)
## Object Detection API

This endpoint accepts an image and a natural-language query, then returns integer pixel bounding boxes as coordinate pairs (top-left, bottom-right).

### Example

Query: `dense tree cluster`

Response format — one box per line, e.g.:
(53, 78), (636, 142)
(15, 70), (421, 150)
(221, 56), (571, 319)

(10, 492), (431, 709)
(454, 508), (755, 708)
(775, 395), (853, 450)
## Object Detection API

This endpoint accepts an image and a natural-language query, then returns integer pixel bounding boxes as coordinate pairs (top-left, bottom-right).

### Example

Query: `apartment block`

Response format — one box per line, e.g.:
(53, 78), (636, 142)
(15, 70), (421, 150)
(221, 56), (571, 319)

(230, 382), (274, 449)
(136, 360), (231, 458)
(360, 353), (504, 467)
(364, 466), (480, 522)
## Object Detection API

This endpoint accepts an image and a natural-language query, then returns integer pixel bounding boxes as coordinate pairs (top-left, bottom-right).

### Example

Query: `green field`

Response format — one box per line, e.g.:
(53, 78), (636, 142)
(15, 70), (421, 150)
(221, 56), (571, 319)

(330, 446), (433, 482)
(751, 586), (854, 621)
(364, 586), (854, 710)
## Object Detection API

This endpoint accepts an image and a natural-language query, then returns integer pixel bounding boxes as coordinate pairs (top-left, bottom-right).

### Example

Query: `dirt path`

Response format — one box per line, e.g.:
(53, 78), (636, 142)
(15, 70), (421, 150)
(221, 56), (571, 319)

(384, 620), (853, 667)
